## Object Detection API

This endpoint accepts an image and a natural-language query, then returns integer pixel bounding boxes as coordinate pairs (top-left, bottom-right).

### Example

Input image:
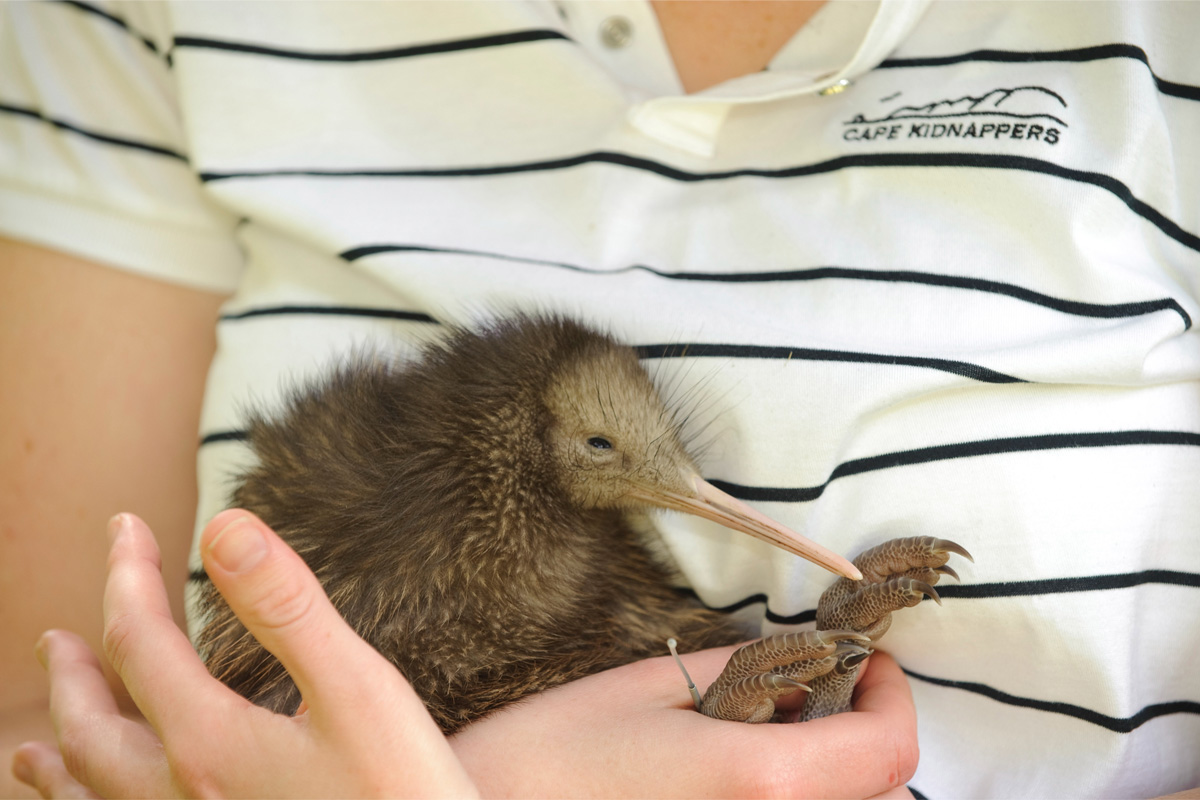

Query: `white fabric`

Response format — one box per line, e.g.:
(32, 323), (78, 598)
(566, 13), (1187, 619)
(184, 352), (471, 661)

(3, 1), (1199, 797)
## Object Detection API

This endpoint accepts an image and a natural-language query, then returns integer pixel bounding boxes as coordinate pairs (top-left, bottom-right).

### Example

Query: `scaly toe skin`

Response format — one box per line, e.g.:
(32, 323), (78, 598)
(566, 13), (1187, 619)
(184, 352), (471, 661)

(792, 537), (969, 724)
(704, 673), (809, 723)
(855, 536), (973, 585)
(700, 630), (869, 722)
(817, 574), (942, 639)
(799, 643), (874, 722)
(815, 536), (970, 637)
(797, 536), (970, 721)
(699, 537), (970, 725)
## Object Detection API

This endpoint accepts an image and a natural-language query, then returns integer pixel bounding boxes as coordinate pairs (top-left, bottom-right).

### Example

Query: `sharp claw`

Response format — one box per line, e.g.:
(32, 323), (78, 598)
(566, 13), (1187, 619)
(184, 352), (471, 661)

(768, 674), (811, 693)
(913, 579), (942, 605)
(835, 643), (872, 659)
(934, 539), (974, 562)
(840, 648), (871, 670)
(831, 642), (873, 674)
(816, 629), (873, 646)
(935, 564), (960, 582)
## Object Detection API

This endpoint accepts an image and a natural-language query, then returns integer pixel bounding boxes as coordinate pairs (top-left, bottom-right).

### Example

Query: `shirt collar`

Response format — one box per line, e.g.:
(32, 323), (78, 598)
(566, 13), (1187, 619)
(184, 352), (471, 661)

(556, 0), (931, 156)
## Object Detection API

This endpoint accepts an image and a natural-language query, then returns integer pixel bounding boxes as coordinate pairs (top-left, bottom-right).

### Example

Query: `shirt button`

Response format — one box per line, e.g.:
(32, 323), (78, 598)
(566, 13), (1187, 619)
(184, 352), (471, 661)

(599, 16), (633, 49)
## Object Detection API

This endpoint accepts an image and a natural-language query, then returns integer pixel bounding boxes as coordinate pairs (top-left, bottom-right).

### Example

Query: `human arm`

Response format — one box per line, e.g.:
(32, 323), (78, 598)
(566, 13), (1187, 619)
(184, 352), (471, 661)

(0, 236), (226, 798)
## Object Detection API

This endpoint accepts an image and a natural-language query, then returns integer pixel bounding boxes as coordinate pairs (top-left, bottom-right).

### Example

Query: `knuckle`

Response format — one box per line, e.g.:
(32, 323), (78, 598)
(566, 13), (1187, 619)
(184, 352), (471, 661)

(33, 770), (61, 800)
(57, 716), (94, 786)
(100, 612), (137, 675)
(165, 746), (225, 799)
(248, 572), (318, 634)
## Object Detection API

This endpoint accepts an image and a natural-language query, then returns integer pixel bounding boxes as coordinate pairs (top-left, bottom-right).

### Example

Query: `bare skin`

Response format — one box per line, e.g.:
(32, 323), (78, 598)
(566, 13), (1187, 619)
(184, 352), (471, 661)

(0, 237), (225, 798)
(651, 1), (826, 93)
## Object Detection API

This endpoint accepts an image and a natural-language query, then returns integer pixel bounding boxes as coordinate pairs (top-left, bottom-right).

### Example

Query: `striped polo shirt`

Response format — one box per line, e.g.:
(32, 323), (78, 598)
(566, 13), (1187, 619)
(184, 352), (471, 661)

(2, 2), (1198, 796)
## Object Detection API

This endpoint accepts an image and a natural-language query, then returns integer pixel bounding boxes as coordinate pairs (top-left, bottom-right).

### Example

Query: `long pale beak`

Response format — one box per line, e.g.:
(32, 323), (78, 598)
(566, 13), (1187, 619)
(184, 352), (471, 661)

(630, 474), (862, 581)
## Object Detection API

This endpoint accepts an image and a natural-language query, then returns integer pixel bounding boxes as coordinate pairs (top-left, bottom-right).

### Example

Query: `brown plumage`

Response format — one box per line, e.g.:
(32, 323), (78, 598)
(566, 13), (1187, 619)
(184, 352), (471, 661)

(195, 314), (859, 733)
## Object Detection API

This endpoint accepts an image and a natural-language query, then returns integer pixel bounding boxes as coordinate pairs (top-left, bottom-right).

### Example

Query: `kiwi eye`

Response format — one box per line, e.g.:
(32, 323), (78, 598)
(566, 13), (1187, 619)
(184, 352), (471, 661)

(587, 436), (613, 450)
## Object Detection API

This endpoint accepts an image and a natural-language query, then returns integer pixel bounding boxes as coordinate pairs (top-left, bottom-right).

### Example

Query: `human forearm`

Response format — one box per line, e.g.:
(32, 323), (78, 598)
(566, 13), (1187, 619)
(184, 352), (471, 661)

(1, 237), (228, 793)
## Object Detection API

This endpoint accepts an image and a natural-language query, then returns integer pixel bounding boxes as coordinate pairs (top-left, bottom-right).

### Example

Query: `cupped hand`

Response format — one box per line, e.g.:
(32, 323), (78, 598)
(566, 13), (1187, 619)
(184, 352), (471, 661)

(451, 636), (919, 798)
(11, 511), (478, 799)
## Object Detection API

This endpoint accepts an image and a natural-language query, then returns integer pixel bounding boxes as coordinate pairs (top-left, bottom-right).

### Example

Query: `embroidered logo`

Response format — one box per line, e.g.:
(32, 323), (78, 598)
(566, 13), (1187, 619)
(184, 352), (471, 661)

(842, 86), (1066, 145)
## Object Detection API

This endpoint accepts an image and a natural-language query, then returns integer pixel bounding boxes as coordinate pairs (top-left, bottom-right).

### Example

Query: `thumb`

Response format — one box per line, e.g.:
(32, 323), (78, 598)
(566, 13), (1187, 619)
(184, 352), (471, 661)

(200, 510), (399, 712)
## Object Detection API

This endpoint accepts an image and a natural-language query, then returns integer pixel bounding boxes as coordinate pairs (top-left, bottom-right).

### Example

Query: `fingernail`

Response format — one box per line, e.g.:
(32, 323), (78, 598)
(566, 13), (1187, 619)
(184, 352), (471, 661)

(34, 631), (52, 669)
(107, 513), (127, 544)
(206, 516), (268, 573)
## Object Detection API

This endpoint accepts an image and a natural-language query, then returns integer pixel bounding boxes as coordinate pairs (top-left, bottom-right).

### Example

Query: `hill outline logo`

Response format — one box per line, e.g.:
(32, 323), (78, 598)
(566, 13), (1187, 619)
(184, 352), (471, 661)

(842, 86), (1067, 144)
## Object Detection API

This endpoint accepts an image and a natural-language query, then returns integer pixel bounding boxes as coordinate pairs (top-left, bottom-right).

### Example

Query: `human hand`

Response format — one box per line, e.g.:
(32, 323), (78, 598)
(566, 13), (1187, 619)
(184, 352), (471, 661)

(13, 509), (917, 799)
(451, 639), (918, 798)
(11, 511), (478, 799)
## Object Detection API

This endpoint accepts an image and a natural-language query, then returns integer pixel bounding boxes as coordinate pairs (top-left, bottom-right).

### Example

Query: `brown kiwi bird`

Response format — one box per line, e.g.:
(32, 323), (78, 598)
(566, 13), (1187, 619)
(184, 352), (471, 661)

(196, 314), (968, 732)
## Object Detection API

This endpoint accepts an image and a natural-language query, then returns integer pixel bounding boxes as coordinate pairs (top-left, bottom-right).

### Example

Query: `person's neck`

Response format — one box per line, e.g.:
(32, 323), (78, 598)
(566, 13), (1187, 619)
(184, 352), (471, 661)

(650, 0), (827, 93)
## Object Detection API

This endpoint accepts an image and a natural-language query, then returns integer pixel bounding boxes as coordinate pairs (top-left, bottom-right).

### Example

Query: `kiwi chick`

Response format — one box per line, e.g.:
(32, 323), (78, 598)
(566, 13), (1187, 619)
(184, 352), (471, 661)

(195, 314), (857, 733)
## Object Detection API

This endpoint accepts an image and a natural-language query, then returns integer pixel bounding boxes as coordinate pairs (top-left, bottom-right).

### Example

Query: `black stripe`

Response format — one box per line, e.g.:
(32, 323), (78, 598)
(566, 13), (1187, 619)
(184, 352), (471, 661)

(200, 430), (247, 446)
(635, 343), (1022, 384)
(215, 304), (1019, 383)
(682, 587), (818, 625)
(879, 43), (1200, 102)
(219, 305), (439, 323)
(936, 570), (1200, 599)
(201, 423), (1200, 500)
(698, 568), (1200, 623)
(902, 666), (1200, 732)
(342, 245), (1192, 331)
(189, 568), (208, 582)
(201, 152), (1200, 255)
(54, 0), (164, 58)
(685, 569), (1200, 626)
(189, 569), (1200, 611)
(173, 29), (569, 63)
(0, 102), (186, 161)
(711, 430), (1200, 504)
(908, 787), (930, 800)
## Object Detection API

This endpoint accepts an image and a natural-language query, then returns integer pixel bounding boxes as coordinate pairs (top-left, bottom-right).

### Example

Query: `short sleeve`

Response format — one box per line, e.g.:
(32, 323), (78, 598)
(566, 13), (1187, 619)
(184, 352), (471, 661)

(0, 0), (243, 293)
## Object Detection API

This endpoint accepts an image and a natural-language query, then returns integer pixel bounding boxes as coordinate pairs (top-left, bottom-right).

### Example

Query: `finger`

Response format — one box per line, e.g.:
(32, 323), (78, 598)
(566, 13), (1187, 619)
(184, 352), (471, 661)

(200, 510), (416, 715)
(13, 741), (100, 799)
(39, 630), (120, 718)
(101, 514), (228, 741)
(39, 630), (174, 798)
(850, 651), (916, 723)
